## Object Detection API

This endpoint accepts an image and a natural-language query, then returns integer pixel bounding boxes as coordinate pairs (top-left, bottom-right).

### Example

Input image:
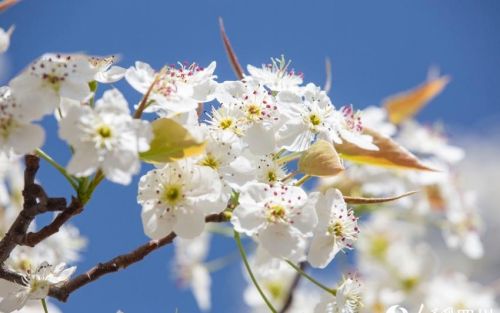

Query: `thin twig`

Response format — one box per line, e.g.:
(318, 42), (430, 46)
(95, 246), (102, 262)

(48, 212), (230, 302)
(218, 17), (244, 80)
(278, 262), (306, 313)
(21, 197), (83, 247)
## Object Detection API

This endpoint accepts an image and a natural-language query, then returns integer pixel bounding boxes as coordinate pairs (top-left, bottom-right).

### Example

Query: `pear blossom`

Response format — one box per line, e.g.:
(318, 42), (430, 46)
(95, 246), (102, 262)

(0, 26), (14, 54)
(315, 276), (363, 313)
(0, 262), (76, 313)
(253, 154), (287, 184)
(442, 192), (484, 259)
(231, 182), (317, 259)
(138, 159), (223, 239)
(246, 56), (303, 92)
(88, 55), (126, 84)
(307, 188), (359, 268)
(126, 61), (217, 116)
(195, 131), (253, 190)
(0, 86), (45, 155)
(424, 273), (498, 312)
(396, 120), (464, 164)
(9, 53), (97, 120)
(277, 84), (377, 152)
(59, 89), (152, 185)
(214, 80), (281, 154)
(244, 258), (297, 310)
(174, 232), (212, 311)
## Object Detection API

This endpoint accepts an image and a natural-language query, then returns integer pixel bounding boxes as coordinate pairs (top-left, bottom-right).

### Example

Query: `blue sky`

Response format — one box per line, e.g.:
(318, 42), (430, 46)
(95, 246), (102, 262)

(1, 1), (500, 312)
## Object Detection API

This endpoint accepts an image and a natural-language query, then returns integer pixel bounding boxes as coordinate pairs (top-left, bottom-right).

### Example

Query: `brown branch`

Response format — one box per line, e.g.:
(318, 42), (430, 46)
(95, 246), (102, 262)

(21, 197), (83, 247)
(49, 212), (230, 302)
(0, 155), (40, 263)
(0, 267), (26, 285)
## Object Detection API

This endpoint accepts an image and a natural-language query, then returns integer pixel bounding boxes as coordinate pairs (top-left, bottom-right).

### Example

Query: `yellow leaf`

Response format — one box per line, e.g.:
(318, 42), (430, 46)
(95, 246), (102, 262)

(298, 140), (344, 176)
(384, 75), (450, 124)
(344, 191), (417, 205)
(336, 128), (435, 171)
(139, 118), (205, 163)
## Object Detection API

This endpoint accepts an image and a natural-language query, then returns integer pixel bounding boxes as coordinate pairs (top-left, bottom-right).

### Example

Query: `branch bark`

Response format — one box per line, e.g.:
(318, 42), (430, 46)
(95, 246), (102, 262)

(49, 212), (230, 302)
(0, 155), (40, 263)
(21, 197), (82, 247)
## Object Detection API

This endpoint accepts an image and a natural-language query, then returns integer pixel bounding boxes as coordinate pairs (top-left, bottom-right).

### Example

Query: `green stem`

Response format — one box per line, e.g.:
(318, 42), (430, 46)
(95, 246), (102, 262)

(35, 149), (79, 191)
(276, 151), (302, 165)
(41, 298), (49, 313)
(285, 260), (336, 295)
(79, 169), (105, 205)
(234, 231), (277, 313)
(294, 175), (311, 187)
(204, 250), (240, 272)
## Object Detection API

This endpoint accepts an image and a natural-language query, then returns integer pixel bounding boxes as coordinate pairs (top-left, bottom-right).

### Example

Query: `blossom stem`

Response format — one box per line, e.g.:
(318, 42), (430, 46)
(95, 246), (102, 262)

(79, 169), (105, 204)
(234, 231), (278, 313)
(294, 175), (311, 186)
(133, 69), (164, 119)
(285, 260), (336, 295)
(276, 152), (302, 165)
(35, 148), (79, 191)
(41, 298), (49, 313)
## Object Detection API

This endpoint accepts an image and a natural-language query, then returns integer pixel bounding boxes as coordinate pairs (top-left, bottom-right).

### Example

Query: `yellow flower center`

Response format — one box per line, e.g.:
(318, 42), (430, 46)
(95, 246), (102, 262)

(328, 221), (344, 237)
(309, 113), (321, 126)
(162, 185), (183, 205)
(247, 104), (261, 117)
(370, 235), (389, 260)
(97, 125), (112, 138)
(267, 170), (278, 183)
(219, 118), (233, 130)
(200, 154), (219, 169)
(266, 281), (284, 300)
(267, 205), (286, 222)
(401, 277), (419, 292)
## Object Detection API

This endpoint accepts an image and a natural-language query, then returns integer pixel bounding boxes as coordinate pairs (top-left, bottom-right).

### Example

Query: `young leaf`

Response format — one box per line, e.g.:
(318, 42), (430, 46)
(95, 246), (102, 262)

(336, 128), (435, 171)
(384, 75), (450, 124)
(298, 140), (344, 176)
(139, 118), (205, 163)
(0, 0), (19, 12)
(344, 190), (417, 205)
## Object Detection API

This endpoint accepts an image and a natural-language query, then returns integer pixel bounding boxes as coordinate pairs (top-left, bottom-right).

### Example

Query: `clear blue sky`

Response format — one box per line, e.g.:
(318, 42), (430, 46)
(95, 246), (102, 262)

(1, 1), (500, 312)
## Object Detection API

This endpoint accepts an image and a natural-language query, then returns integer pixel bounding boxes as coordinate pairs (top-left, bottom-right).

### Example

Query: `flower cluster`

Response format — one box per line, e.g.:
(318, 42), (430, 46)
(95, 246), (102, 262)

(0, 24), (495, 313)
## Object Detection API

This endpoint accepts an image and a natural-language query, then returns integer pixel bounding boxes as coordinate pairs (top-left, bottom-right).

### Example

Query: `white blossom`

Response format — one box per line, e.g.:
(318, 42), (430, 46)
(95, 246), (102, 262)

(0, 262), (75, 313)
(9, 53), (97, 120)
(231, 182), (317, 259)
(138, 159), (223, 239)
(308, 188), (359, 268)
(0, 87), (45, 155)
(246, 56), (303, 92)
(88, 55), (126, 84)
(174, 232), (212, 311)
(126, 61), (217, 116)
(315, 277), (363, 313)
(59, 89), (152, 185)
(0, 26), (14, 54)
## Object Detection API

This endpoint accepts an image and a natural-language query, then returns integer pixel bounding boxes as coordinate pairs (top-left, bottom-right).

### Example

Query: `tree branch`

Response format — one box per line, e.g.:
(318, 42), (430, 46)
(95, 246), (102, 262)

(49, 212), (230, 302)
(0, 155), (40, 264)
(21, 197), (83, 247)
